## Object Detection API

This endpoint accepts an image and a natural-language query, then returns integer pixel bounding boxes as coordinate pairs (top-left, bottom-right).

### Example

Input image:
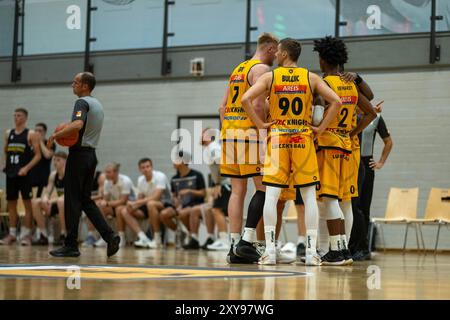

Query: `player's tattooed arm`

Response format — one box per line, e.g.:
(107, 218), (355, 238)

(241, 72), (274, 130)
(351, 89), (377, 138)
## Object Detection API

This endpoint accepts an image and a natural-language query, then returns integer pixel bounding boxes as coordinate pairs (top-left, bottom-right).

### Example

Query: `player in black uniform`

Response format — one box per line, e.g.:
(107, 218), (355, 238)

(1, 108), (41, 245)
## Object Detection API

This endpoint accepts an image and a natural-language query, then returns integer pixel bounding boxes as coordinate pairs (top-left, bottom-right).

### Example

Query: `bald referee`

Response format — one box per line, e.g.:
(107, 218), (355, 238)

(48, 72), (120, 258)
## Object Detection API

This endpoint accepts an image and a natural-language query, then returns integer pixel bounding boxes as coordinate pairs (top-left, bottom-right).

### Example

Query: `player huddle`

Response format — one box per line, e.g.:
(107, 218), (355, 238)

(220, 33), (377, 266)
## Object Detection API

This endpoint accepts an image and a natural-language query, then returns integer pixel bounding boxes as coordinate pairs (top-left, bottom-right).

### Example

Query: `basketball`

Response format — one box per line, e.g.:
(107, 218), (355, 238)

(54, 123), (78, 147)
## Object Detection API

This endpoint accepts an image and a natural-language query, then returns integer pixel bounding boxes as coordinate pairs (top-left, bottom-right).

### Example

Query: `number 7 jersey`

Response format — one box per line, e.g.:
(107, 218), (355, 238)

(267, 67), (313, 138)
(221, 59), (262, 142)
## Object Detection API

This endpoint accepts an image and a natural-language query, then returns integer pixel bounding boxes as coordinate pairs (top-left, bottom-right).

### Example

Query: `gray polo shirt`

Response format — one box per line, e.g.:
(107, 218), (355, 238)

(71, 96), (104, 149)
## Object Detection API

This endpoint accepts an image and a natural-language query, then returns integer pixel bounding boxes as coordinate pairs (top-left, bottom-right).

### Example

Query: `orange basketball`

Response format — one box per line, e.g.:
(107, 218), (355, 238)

(55, 123), (79, 147)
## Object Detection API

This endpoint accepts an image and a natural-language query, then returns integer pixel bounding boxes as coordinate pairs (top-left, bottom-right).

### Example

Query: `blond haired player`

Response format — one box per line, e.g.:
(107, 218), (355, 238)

(242, 38), (342, 265)
(219, 33), (279, 263)
(313, 36), (377, 266)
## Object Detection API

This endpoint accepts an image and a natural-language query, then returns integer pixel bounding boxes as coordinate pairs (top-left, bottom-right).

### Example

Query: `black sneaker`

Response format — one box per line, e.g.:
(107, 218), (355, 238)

(226, 245), (254, 264)
(296, 243), (306, 257)
(200, 237), (214, 250)
(353, 250), (371, 261)
(183, 237), (200, 250)
(234, 239), (261, 262)
(107, 234), (120, 257)
(342, 249), (353, 265)
(321, 250), (346, 266)
(32, 234), (49, 246)
(49, 246), (80, 257)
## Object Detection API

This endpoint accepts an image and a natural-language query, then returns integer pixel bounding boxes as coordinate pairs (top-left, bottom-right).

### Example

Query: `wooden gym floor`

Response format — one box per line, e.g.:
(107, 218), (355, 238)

(0, 246), (449, 300)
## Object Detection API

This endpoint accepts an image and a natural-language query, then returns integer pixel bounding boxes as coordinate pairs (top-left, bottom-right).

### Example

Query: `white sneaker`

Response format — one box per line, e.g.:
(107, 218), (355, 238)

(147, 240), (158, 249)
(305, 253), (322, 266)
(207, 239), (230, 251)
(258, 250), (276, 265)
(94, 238), (107, 247)
(134, 238), (151, 248)
(276, 248), (296, 264)
(119, 237), (126, 248)
(280, 242), (296, 253)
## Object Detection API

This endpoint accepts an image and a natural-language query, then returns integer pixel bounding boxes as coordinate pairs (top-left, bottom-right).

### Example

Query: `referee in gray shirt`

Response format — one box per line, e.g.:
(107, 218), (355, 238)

(350, 113), (393, 260)
(48, 72), (120, 258)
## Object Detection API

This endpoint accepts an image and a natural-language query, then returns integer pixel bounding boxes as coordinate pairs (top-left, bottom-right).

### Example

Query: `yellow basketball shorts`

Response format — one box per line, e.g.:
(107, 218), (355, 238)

(316, 148), (352, 200)
(220, 139), (264, 178)
(262, 134), (319, 188)
(341, 147), (360, 201)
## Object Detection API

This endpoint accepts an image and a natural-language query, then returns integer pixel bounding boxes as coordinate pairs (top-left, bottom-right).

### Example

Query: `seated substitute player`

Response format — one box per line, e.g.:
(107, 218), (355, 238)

(191, 128), (231, 251)
(31, 151), (67, 246)
(120, 158), (172, 249)
(94, 162), (136, 247)
(160, 151), (206, 246)
(242, 38), (342, 265)
(313, 36), (376, 266)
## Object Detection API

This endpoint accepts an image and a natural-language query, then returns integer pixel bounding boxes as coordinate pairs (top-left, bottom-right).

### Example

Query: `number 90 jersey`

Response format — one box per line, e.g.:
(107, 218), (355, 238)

(221, 59), (262, 142)
(267, 67), (313, 138)
(317, 75), (359, 152)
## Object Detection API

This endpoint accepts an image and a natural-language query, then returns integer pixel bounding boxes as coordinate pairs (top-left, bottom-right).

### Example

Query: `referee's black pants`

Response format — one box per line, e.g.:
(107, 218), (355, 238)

(64, 148), (114, 249)
(349, 156), (375, 253)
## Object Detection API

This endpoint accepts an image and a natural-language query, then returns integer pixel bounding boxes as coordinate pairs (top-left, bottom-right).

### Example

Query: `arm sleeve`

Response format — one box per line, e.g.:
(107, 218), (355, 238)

(377, 116), (390, 139)
(71, 99), (89, 123)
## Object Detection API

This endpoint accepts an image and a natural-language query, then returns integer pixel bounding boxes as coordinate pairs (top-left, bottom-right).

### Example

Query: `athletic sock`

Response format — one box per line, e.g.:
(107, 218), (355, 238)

(154, 232), (162, 244)
(330, 235), (341, 251)
(61, 229), (66, 236)
(230, 233), (240, 246)
(297, 236), (306, 245)
(118, 231), (125, 242)
(207, 233), (214, 240)
(219, 232), (228, 241)
(340, 234), (348, 250)
(9, 227), (17, 237)
(242, 227), (256, 243)
(88, 231), (94, 237)
(306, 230), (317, 256)
(191, 233), (198, 241)
(41, 229), (48, 238)
(20, 227), (30, 238)
(264, 226), (276, 253)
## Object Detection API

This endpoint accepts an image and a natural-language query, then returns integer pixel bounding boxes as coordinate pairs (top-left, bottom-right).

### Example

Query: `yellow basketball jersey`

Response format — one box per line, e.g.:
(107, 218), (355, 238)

(221, 59), (263, 141)
(267, 67), (313, 137)
(317, 75), (359, 151)
(351, 110), (360, 149)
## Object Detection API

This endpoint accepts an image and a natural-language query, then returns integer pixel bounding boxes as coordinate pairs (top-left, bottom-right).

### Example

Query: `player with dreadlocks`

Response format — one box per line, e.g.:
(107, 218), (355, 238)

(313, 36), (377, 266)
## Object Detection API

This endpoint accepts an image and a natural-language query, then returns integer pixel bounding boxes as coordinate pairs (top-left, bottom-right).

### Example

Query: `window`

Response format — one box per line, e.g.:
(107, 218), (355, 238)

(0, 0), (16, 57)
(339, 0), (431, 36)
(24, 0), (86, 55)
(169, 0), (246, 46)
(90, 0), (163, 51)
(437, 0), (450, 31)
(251, 0), (335, 41)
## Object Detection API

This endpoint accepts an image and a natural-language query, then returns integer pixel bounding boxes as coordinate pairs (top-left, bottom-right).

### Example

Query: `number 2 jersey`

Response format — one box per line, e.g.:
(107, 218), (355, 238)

(317, 75), (359, 152)
(5, 128), (33, 178)
(221, 59), (262, 142)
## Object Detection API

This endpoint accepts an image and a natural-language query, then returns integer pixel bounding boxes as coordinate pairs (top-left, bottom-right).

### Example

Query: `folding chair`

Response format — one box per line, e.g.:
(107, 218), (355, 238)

(408, 188), (450, 253)
(370, 187), (420, 252)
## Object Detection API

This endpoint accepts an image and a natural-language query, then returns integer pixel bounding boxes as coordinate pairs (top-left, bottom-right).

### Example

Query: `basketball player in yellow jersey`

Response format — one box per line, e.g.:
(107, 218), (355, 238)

(313, 36), (377, 266)
(219, 33), (279, 263)
(242, 38), (342, 265)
